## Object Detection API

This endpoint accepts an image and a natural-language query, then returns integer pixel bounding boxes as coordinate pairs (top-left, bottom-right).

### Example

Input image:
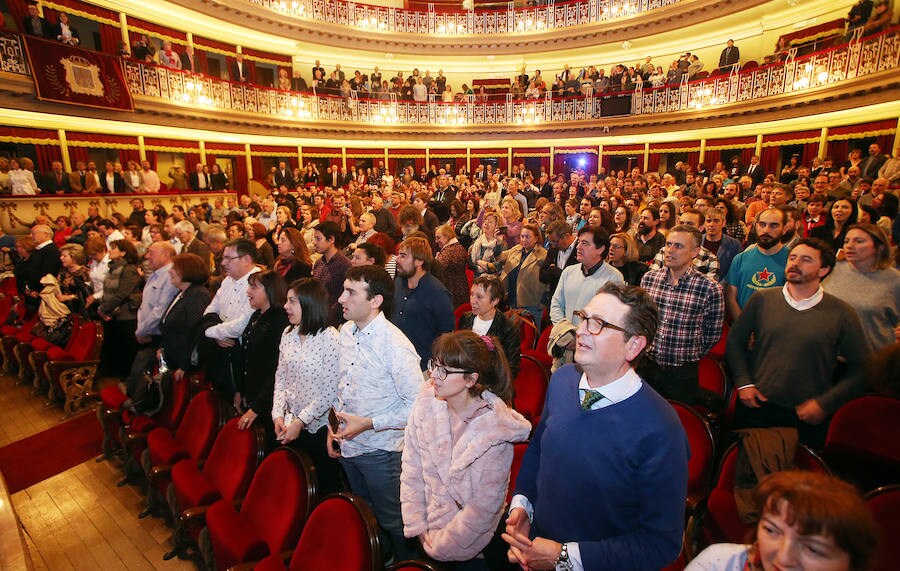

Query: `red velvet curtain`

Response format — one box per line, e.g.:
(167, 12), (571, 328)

(687, 151), (700, 170)
(761, 146), (780, 172)
(250, 156), (264, 183)
(205, 153), (217, 167)
(234, 156), (248, 193)
(68, 146), (89, 166)
(740, 147), (755, 166)
(145, 150), (157, 169)
(34, 145), (62, 172)
(703, 149), (721, 168)
(7, 0), (29, 33)
(648, 153), (661, 173)
(876, 132), (895, 155)
(826, 140), (849, 163)
(195, 51), (209, 75)
(99, 23), (122, 54)
(183, 152), (201, 170)
(801, 142), (820, 167)
(120, 148), (141, 166)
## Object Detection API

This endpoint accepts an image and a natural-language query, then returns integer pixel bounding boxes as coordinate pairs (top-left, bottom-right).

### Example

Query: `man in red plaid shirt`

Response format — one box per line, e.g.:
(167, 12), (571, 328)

(639, 224), (724, 405)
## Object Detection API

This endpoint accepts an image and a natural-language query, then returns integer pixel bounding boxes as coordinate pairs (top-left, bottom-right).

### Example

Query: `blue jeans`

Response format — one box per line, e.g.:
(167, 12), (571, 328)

(340, 450), (416, 561)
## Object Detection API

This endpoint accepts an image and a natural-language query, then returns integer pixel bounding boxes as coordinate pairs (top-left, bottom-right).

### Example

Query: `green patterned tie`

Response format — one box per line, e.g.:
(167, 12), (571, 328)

(581, 389), (605, 410)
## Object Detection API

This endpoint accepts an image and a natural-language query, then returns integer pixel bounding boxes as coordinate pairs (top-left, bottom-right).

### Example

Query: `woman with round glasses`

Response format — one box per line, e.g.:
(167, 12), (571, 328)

(401, 330), (531, 569)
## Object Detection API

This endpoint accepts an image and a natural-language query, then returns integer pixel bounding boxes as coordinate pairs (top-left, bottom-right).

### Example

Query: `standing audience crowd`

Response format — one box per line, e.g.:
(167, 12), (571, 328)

(3, 143), (899, 570)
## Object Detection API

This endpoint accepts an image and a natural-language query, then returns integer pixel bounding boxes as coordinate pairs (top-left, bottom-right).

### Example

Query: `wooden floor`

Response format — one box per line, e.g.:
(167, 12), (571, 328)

(1, 376), (196, 571)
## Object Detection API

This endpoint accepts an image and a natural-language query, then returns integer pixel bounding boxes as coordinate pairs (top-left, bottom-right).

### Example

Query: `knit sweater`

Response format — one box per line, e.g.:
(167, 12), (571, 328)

(549, 262), (624, 324)
(514, 365), (689, 570)
(725, 289), (870, 414)
(823, 262), (900, 351)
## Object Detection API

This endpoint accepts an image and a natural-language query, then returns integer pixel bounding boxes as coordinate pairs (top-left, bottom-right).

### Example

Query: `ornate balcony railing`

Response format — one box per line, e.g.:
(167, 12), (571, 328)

(248, 0), (681, 35)
(2, 29), (897, 127)
(633, 28), (900, 115)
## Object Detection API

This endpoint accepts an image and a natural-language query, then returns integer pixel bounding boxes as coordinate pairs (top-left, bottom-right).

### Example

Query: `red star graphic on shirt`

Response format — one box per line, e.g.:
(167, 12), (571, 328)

(757, 267), (773, 281)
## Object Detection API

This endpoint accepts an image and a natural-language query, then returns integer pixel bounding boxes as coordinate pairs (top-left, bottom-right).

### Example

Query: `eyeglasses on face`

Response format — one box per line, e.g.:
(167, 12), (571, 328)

(427, 360), (475, 381)
(572, 310), (629, 336)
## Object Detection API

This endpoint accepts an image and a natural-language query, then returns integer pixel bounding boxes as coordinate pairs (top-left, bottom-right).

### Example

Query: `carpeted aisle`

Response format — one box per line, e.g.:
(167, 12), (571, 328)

(0, 411), (102, 493)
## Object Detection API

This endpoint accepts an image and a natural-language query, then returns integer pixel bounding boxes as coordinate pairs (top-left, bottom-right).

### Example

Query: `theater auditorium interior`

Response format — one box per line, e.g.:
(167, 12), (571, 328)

(0, 0), (898, 568)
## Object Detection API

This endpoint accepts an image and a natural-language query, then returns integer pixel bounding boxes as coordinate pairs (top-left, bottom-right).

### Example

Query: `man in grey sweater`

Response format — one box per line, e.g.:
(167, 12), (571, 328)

(725, 238), (870, 447)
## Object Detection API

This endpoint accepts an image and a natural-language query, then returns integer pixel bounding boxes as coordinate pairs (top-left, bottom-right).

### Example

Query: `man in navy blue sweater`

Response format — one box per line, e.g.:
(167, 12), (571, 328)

(503, 283), (689, 570)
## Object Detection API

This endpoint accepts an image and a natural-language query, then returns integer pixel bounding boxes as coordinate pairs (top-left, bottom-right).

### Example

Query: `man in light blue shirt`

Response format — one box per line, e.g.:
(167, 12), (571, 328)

(328, 265), (422, 562)
(125, 241), (178, 402)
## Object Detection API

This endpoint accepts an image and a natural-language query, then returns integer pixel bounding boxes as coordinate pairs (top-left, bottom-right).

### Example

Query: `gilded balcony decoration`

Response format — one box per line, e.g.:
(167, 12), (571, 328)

(246, 0), (681, 36)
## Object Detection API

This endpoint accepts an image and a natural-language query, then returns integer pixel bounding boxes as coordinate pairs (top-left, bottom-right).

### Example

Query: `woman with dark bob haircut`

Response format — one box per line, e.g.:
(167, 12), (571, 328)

(401, 330), (531, 568)
(234, 270), (289, 444)
(457, 275), (521, 377)
(687, 470), (877, 571)
(271, 278), (343, 494)
(159, 253), (211, 382)
(97, 239), (142, 377)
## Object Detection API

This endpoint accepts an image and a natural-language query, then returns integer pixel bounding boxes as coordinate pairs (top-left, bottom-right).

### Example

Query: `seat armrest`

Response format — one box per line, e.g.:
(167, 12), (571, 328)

(148, 464), (173, 483)
(181, 503), (211, 526)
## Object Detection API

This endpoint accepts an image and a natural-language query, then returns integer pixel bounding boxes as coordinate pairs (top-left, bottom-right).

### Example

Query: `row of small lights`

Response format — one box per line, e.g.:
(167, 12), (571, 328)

(792, 62), (829, 90)
(515, 103), (542, 124)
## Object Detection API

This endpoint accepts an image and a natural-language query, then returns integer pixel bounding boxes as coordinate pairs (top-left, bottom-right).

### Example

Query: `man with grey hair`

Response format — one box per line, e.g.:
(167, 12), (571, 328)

(21, 224), (62, 311)
(203, 224), (228, 281)
(639, 224), (724, 404)
(174, 219), (211, 265)
(124, 241), (179, 404)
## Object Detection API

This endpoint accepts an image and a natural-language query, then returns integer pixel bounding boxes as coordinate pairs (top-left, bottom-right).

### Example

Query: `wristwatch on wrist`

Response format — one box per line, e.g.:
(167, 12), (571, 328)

(555, 542), (574, 571)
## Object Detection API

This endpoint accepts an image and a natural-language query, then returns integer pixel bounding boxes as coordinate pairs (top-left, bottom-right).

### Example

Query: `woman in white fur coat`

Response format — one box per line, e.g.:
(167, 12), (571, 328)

(401, 330), (532, 569)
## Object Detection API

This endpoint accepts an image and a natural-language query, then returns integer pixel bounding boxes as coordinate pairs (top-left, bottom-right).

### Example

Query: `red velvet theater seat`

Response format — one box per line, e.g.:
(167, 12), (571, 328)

(865, 484), (900, 571)
(251, 493), (382, 571)
(171, 417), (264, 512)
(164, 417), (265, 559)
(203, 448), (318, 571)
(669, 401), (715, 513)
(112, 373), (192, 465)
(139, 390), (223, 516)
(688, 441), (829, 555)
(512, 353), (548, 427)
(823, 395), (900, 493)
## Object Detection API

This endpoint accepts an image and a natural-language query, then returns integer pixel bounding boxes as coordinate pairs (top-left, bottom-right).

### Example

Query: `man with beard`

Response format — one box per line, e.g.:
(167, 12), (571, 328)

(390, 236), (454, 370)
(634, 207), (666, 263)
(726, 239), (869, 447)
(724, 208), (789, 321)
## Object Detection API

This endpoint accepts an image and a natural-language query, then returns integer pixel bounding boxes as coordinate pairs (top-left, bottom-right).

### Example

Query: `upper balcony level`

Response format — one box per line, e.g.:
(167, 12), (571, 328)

(1, 26), (896, 142)
(176, 0), (766, 54)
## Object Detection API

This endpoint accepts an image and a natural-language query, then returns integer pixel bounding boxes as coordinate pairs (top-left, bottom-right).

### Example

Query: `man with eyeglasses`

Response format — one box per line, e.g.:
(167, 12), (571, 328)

(504, 282), (689, 571)
(199, 238), (260, 399)
(640, 225), (724, 405)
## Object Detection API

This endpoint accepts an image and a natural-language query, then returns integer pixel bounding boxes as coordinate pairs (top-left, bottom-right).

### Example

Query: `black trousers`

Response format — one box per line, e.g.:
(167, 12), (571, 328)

(125, 336), (161, 400)
(637, 359), (700, 405)
(735, 399), (829, 450)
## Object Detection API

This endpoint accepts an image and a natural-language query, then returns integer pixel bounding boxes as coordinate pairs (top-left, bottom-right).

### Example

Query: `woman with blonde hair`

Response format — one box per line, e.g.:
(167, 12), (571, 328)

(401, 330), (531, 569)
(469, 212), (504, 278)
(498, 197), (523, 249)
(485, 223), (546, 324)
(607, 232), (649, 286)
(824, 223), (899, 350)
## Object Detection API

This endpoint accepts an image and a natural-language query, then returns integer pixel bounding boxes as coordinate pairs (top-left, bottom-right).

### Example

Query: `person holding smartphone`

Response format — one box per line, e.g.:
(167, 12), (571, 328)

(271, 278), (343, 495)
